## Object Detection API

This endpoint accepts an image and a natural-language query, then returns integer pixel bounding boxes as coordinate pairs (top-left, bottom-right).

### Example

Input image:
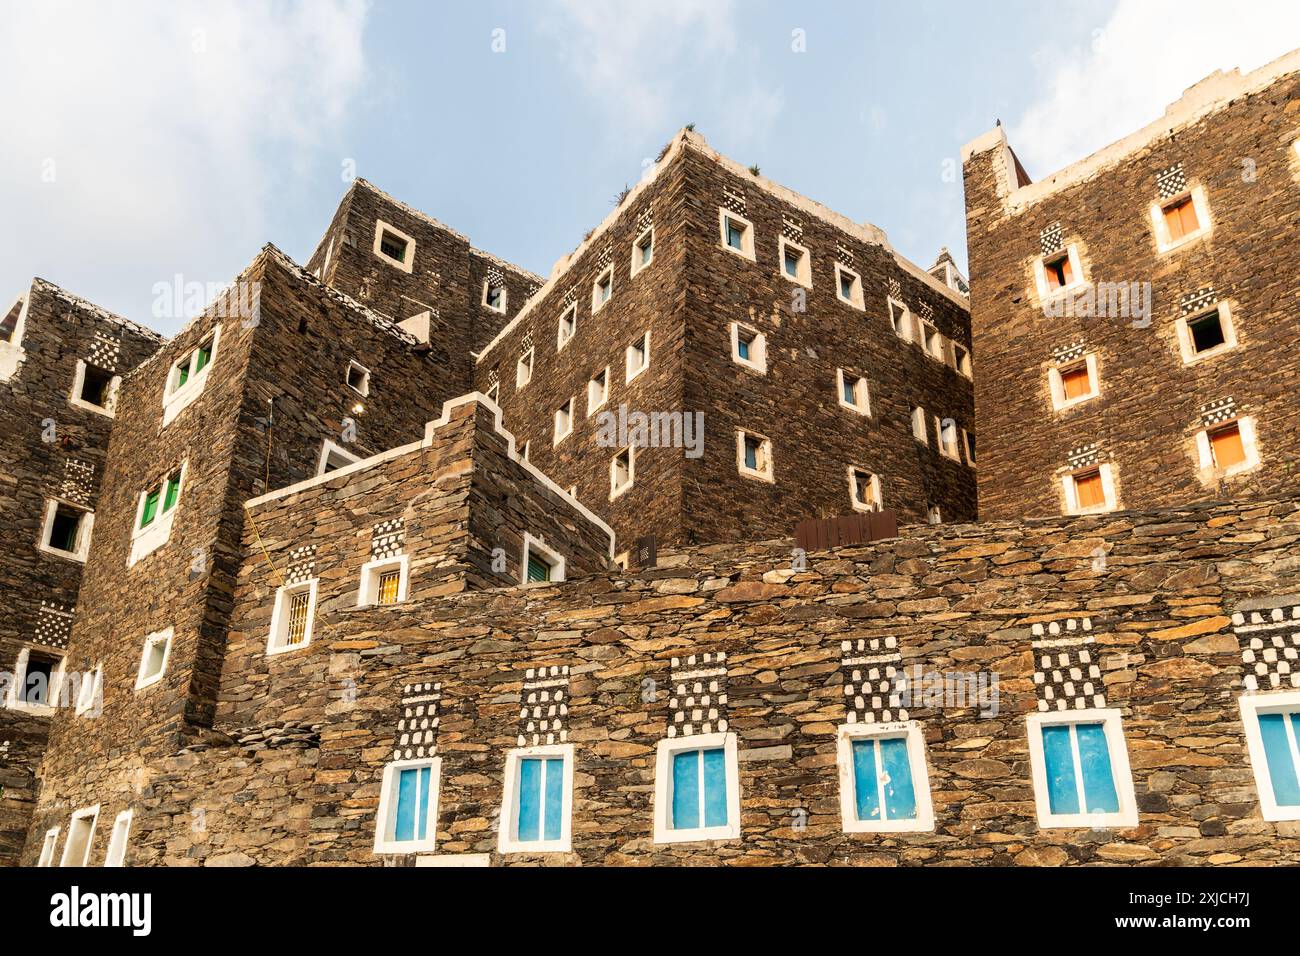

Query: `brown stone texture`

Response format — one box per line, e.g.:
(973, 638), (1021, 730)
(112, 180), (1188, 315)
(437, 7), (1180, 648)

(964, 61), (1300, 521)
(20, 495), (1300, 866)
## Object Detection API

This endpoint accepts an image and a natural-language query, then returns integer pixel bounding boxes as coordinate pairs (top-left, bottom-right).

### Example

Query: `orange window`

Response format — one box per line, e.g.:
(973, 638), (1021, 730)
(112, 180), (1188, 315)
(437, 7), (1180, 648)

(1210, 423), (1246, 470)
(1060, 364), (1092, 400)
(1074, 470), (1105, 509)
(1046, 254), (1073, 290)
(1163, 196), (1199, 241)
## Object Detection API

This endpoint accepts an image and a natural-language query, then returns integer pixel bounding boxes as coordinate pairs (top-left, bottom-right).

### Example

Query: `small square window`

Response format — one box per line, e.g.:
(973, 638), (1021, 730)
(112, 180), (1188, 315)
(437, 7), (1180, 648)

(631, 227), (655, 276)
(41, 500), (90, 559)
(837, 723), (934, 833)
(482, 281), (507, 314)
(554, 397), (574, 444)
(135, 628), (173, 690)
(653, 732), (741, 843)
(1061, 364), (1090, 399)
(499, 744), (575, 853)
(834, 264), (864, 310)
(625, 331), (650, 383)
(1209, 423), (1245, 470)
(71, 361), (118, 415)
(888, 298), (912, 341)
(837, 369), (869, 415)
(736, 430), (774, 482)
(610, 446), (635, 500)
(922, 323), (945, 361)
(953, 344), (973, 378)
(1151, 187), (1211, 253)
(1197, 416), (1259, 482)
(936, 418), (961, 461)
(374, 758), (441, 854)
(268, 579), (318, 654)
(74, 664), (102, 717)
(15, 650), (63, 708)
(1239, 691), (1300, 822)
(521, 533), (565, 586)
(557, 303), (577, 351)
(730, 322), (766, 373)
(516, 347), (534, 388)
(778, 236), (811, 287)
(587, 367), (609, 416)
(104, 809), (133, 867)
(927, 504), (942, 525)
(1027, 710), (1138, 828)
(374, 220), (415, 272)
(346, 360), (370, 396)
(910, 407), (928, 445)
(1063, 463), (1118, 515)
(359, 555), (410, 607)
(1177, 304), (1236, 364)
(592, 267), (614, 312)
(848, 467), (881, 512)
(1162, 196), (1200, 242)
(718, 209), (755, 261)
(1037, 247), (1086, 297)
(1049, 354), (1099, 410)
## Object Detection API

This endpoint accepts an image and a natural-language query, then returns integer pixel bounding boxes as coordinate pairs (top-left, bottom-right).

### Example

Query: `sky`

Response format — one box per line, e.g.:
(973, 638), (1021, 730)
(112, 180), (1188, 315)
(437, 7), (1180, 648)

(1, 0), (1298, 335)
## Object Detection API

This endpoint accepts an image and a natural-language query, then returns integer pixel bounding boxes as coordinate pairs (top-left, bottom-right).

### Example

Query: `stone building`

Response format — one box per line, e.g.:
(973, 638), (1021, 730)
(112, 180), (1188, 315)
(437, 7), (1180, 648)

(963, 50), (1300, 521)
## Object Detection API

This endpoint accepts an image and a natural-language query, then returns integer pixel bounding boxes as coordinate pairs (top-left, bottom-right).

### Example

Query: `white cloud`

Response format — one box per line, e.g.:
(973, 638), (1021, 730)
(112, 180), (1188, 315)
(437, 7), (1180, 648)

(0, 0), (369, 330)
(1011, 0), (1300, 177)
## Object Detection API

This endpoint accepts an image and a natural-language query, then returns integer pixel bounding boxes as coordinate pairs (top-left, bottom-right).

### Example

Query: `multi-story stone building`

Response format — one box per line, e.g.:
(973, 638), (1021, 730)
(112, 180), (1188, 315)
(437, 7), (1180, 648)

(963, 50), (1300, 521)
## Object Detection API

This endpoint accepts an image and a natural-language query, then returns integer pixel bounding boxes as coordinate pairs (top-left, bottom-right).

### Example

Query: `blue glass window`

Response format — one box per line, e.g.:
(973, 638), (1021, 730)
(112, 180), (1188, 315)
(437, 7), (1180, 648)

(842, 376), (857, 405)
(516, 755), (565, 843)
(839, 272), (854, 300)
(743, 437), (760, 471)
(392, 765), (433, 843)
(671, 747), (728, 830)
(783, 249), (799, 277)
(725, 218), (745, 250)
(850, 736), (919, 822)
(1256, 711), (1300, 807)
(737, 336), (751, 361)
(1041, 722), (1120, 816)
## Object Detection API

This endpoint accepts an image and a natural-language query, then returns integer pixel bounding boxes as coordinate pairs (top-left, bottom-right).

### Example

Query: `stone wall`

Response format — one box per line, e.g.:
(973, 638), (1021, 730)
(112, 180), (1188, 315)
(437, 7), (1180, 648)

(22, 493), (1300, 866)
(963, 54), (1300, 521)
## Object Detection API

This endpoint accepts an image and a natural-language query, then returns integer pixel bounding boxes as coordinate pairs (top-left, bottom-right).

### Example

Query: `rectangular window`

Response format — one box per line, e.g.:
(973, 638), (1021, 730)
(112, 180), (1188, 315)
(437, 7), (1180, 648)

(377, 569), (401, 604)
(1209, 422), (1246, 470)
(1063, 463), (1117, 515)
(516, 347), (534, 388)
(889, 299), (911, 341)
(1027, 710), (1138, 828)
(954, 344), (972, 378)
(380, 231), (408, 262)
(75, 664), (102, 717)
(837, 369), (869, 414)
(60, 806), (100, 867)
(849, 467), (881, 512)
(1061, 364), (1091, 399)
(346, 360), (370, 395)
(1045, 252), (1073, 290)
(43, 501), (87, 556)
(374, 758), (441, 854)
(962, 428), (976, 467)
(521, 533), (565, 586)
(1151, 187), (1211, 253)
(553, 398), (573, 443)
(1162, 196), (1199, 242)
(483, 281), (507, 314)
(778, 236), (811, 287)
(268, 580), (317, 654)
(1049, 354), (1099, 410)
(654, 733), (740, 843)
(927, 504), (942, 524)
(167, 332), (218, 397)
(625, 331), (650, 383)
(718, 209), (755, 261)
(736, 430), (773, 482)
(730, 322), (766, 373)
(359, 555), (409, 607)
(37, 828), (59, 867)
(922, 324), (944, 360)
(317, 439), (361, 476)
(557, 304), (577, 350)
(587, 367), (609, 415)
(135, 628), (173, 690)
(1239, 692), (1300, 821)
(485, 380), (500, 405)
(911, 407), (928, 445)
(837, 724), (934, 832)
(592, 267), (614, 311)
(937, 417), (961, 460)
(631, 227), (655, 276)
(374, 220), (415, 272)
(835, 264), (864, 310)
(73, 362), (117, 412)
(610, 446), (634, 499)
(16, 650), (63, 708)
(104, 810), (133, 867)
(1074, 469), (1105, 509)
(499, 744), (574, 853)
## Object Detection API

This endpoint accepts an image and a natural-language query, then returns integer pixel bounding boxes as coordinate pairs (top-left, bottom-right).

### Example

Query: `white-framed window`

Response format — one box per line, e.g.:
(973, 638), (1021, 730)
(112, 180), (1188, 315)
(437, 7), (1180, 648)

(521, 533), (565, 585)
(936, 416), (962, 461)
(910, 407), (928, 445)
(1048, 354), (1100, 410)
(927, 504), (942, 524)
(162, 325), (220, 427)
(37, 827), (60, 867)
(373, 219), (415, 272)
(516, 346), (534, 388)
(267, 578), (318, 655)
(557, 303), (577, 351)
(374, 757), (441, 854)
(553, 397), (574, 444)
(612, 551), (630, 571)
(1062, 463), (1118, 515)
(587, 366), (609, 416)
(1176, 302), (1237, 364)
(630, 226), (655, 277)
(836, 722), (934, 833)
(888, 298), (912, 342)
(346, 360), (370, 396)
(592, 265), (614, 313)
(834, 263), (864, 310)
(37, 499), (93, 562)
(625, 331), (650, 383)
(1026, 709), (1138, 829)
(359, 555), (410, 607)
(729, 322), (766, 373)
(499, 744), (575, 853)
(953, 343), (973, 378)
(5, 646), (66, 712)
(1150, 185), (1211, 254)
(317, 438), (361, 476)
(484, 379), (500, 405)
(482, 279), (507, 314)
(836, 369), (869, 415)
(69, 360), (120, 416)
(104, 809), (133, 867)
(1033, 245), (1086, 300)
(74, 664), (102, 717)
(736, 429), (774, 482)
(0, 293), (29, 381)
(60, 805), (100, 867)
(653, 732), (741, 844)
(1238, 691), (1300, 822)
(922, 323), (945, 361)
(718, 209), (755, 261)
(128, 462), (185, 567)
(135, 627), (173, 690)
(610, 446), (635, 500)
(778, 236), (811, 287)
(962, 428), (976, 467)
(1196, 416), (1260, 482)
(848, 467), (881, 512)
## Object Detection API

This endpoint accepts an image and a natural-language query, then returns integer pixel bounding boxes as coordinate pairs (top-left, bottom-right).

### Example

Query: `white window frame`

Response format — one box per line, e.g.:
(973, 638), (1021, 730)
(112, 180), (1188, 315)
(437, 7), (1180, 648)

(962, 428), (976, 468)
(1061, 462), (1119, 516)
(162, 324), (221, 428)
(834, 263), (865, 310)
(625, 331), (650, 384)
(521, 533), (565, 586)
(652, 731), (742, 844)
(630, 226), (655, 277)
(484, 380), (500, 405)
(135, 627), (174, 691)
(591, 265), (615, 313)
(935, 416), (962, 461)
(516, 347), (534, 389)
(729, 321), (767, 374)
(1176, 302), (1237, 365)
(553, 397), (574, 445)
(953, 343), (973, 378)
(888, 297), (913, 342)
(498, 743), (575, 853)
(373, 757), (442, 854)
(1032, 244), (1087, 301)
(1239, 690), (1300, 822)
(848, 467), (882, 512)
(910, 407), (928, 445)
(1150, 185), (1212, 255)
(74, 664), (102, 717)
(1026, 709), (1139, 829)
(777, 236), (812, 288)
(927, 504), (942, 524)
(587, 366), (610, 416)
(316, 438), (361, 476)
(0, 292), (31, 382)
(60, 804), (100, 867)
(358, 554), (411, 607)
(609, 446), (635, 500)
(736, 429), (774, 483)
(104, 809), (133, 867)
(836, 721), (935, 833)
(1195, 416), (1261, 483)
(1048, 354), (1100, 411)
(69, 359), (121, 417)
(346, 360), (371, 397)
(37, 498), (94, 562)
(267, 578), (319, 655)
(128, 461), (187, 567)
(556, 303), (577, 352)
(836, 369), (870, 415)
(718, 208), (755, 262)
(481, 278), (508, 315)
(37, 827), (60, 867)
(373, 219), (416, 273)
(921, 323), (946, 362)
(5, 646), (66, 713)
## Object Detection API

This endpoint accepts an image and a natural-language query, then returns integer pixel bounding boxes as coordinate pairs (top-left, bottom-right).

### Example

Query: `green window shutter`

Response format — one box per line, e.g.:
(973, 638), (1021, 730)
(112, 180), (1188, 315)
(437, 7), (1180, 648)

(163, 474), (181, 512)
(527, 554), (551, 583)
(175, 359), (189, 388)
(140, 489), (160, 527)
(195, 343), (211, 374)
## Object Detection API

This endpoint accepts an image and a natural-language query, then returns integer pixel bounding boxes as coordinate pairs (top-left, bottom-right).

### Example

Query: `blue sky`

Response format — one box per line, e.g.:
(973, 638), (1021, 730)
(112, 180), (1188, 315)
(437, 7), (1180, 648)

(2, 0), (1298, 334)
